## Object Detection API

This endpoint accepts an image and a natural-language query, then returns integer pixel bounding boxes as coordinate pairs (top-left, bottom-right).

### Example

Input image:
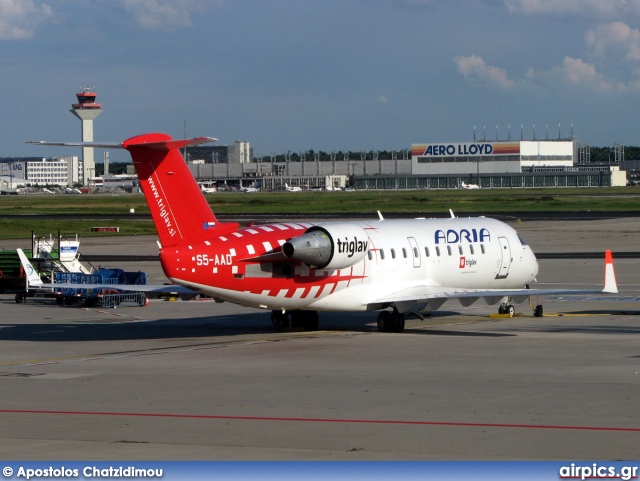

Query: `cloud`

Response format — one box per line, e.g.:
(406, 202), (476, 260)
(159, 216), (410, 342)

(377, 95), (389, 104)
(503, 0), (640, 18)
(454, 54), (517, 90)
(456, 53), (631, 93)
(120, 0), (216, 30)
(550, 56), (618, 91)
(586, 21), (640, 61)
(0, 0), (54, 40)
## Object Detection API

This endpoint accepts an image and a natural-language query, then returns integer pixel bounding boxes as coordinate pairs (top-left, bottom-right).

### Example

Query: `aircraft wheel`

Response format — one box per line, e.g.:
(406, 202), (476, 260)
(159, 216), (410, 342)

(271, 310), (289, 330)
(507, 305), (515, 316)
(377, 310), (392, 332)
(15, 294), (23, 304)
(533, 305), (543, 318)
(391, 311), (405, 333)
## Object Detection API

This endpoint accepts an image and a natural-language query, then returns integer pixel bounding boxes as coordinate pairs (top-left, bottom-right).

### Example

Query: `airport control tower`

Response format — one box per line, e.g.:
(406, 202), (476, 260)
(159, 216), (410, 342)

(71, 88), (102, 184)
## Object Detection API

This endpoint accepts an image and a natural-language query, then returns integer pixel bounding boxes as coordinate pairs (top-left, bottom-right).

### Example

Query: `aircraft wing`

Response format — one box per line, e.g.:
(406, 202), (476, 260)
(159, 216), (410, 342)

(372, 249), (617, 307)
(371, 285), (610, 306)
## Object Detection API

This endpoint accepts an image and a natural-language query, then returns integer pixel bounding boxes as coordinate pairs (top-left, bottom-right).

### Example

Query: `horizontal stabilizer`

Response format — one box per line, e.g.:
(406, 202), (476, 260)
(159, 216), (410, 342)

(26, 136), (217, 150)
(26, 140), (124, 149)
(124, 136), (217, 150)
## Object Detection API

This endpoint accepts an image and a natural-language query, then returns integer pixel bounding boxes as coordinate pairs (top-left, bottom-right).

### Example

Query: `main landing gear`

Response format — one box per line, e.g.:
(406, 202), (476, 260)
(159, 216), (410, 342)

(271, 310), (319, 331)
(377, 309), (405, 333)
(498, 300), (544, 317)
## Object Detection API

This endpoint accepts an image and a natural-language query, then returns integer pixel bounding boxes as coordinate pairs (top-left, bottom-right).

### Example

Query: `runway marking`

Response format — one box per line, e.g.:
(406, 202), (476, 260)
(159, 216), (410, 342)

(0, 409), (638, 433)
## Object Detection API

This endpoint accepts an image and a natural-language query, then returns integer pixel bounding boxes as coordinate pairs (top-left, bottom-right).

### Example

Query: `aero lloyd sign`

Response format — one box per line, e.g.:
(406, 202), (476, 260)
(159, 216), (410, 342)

(412, 142), (520, 157)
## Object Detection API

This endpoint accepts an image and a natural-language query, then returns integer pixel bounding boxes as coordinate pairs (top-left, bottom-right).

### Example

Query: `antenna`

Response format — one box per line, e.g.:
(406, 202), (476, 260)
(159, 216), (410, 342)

(545, 120), (548, 140)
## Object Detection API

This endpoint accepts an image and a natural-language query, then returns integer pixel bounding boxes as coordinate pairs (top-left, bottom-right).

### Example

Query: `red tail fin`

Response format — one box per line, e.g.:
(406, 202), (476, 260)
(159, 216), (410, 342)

(123, 133), (237, 247)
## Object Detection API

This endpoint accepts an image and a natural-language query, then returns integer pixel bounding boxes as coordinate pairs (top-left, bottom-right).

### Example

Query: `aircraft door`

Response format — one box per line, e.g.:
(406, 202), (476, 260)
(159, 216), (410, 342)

(407, 237), (420, 268)
(496, 236), (511, 279)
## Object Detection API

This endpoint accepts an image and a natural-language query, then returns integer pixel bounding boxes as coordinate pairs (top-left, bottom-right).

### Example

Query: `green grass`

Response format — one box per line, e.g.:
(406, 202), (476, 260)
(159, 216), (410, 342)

(1, 187), (639, 240)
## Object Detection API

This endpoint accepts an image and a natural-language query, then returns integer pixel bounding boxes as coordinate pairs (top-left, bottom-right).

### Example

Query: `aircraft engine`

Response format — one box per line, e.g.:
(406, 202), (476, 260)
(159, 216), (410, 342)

(282, 223), (370, 270)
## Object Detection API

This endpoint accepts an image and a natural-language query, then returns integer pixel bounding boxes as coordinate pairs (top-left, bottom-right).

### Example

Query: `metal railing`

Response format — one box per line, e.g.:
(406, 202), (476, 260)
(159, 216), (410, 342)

(101, 292), (146, 308)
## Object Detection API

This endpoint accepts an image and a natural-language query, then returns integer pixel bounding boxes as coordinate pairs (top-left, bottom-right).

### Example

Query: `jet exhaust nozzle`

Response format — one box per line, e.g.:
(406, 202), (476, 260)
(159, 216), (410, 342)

(282, 230), (332, 268)
(282, 224), (370, 270)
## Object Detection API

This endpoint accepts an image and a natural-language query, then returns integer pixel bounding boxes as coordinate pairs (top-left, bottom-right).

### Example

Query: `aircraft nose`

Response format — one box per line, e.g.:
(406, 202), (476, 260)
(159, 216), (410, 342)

(526, 246), (539, 278)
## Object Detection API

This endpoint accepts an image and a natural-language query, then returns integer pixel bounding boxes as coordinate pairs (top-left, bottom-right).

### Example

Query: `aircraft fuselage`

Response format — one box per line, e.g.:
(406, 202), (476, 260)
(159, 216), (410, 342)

(160, 217), (538, 312)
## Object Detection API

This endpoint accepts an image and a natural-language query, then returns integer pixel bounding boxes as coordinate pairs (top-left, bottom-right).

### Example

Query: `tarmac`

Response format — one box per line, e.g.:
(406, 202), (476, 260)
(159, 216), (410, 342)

(1, 216), (640, 460)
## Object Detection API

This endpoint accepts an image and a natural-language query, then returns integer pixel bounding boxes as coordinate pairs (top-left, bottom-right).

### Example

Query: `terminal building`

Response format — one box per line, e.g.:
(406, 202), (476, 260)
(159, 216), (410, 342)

(0, 156), (81, 190)
(26, 156), (82, 186)
(184, 138), (627, 190)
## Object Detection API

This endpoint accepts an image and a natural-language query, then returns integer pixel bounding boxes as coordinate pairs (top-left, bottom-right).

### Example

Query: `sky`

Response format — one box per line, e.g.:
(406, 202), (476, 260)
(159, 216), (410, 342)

(2, 0), (640, 163)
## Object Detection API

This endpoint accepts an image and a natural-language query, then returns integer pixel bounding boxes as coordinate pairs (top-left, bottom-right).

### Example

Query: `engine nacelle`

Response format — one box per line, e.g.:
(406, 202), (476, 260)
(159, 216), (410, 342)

(282, 223), (369, 269)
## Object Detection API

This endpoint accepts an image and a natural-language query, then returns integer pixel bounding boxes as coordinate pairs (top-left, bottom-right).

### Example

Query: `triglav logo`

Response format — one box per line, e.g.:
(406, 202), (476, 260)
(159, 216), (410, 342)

(336, 237), (368, 258)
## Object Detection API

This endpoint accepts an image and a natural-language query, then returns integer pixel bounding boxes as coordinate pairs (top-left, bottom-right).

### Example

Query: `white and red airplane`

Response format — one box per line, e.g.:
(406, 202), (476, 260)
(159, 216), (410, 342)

(284, 183), (302, 192)
(29, 133), (617, 332)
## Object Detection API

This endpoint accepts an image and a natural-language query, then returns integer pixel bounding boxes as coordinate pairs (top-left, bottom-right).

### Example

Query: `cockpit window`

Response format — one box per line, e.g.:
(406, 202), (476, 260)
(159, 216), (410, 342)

(518, 234), (528, 246)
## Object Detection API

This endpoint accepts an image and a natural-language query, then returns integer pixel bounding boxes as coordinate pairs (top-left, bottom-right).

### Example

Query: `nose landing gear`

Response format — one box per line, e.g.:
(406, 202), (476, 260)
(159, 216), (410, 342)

(498, 303), (515, 316)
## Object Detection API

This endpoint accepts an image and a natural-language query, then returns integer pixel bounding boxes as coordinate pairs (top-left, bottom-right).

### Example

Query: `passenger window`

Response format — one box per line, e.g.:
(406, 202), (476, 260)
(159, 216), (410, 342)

(380, 249), (385, 260)
(480, 244), (485, 254)
(436, 246), (440, 257)
(425, 247), (430, 257)
(413, 247), (419, 257)
(458, 245), (463, 255)
(391, 248), (396, 259)
(447, 246), (452, 256)
(368, 251), (373, 260)
(402, 248), (407, 258)
(470, 245), (474, 255)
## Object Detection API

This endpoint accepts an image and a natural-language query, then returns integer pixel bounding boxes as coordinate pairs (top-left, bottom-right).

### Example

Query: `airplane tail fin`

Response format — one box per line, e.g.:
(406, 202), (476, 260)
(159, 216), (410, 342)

(603, 250), (618, 293)
(17, 248), (43, 289)
(122, 133), (238, 248)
